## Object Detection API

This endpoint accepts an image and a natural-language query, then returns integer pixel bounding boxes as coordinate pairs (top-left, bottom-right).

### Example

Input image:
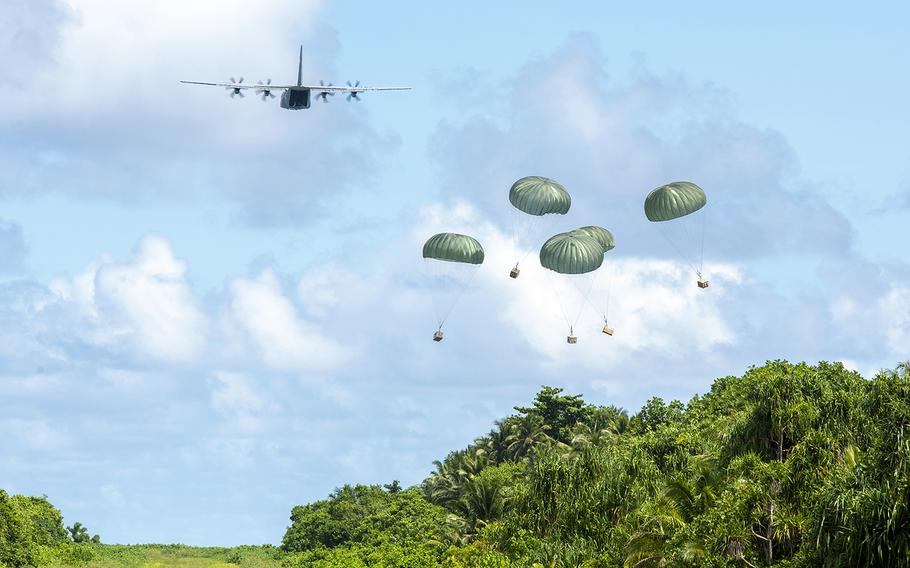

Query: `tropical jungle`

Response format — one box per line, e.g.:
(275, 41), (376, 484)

(3, 360), (909, 567)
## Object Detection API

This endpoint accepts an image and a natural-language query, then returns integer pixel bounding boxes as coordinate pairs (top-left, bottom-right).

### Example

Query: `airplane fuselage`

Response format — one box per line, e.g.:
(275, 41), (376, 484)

(280, 87), (311, 110)
(180, 46), (409, 110)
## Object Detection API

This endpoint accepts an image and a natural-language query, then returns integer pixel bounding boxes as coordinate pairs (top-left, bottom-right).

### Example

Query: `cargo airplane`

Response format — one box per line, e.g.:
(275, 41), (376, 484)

(180, 46), (410, 110)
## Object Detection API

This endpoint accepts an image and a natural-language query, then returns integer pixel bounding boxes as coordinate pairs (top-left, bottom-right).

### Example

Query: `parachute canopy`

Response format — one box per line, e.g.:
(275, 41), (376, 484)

(572, 226), (615, 253)
(539, 232), (604, 275)
(422, 233), (485, 264)
(509, 176), (571, 216)
(644, 181), (707, 222)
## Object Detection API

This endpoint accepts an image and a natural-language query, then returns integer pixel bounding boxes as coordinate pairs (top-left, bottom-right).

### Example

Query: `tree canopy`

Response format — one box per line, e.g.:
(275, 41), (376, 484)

(5, 360), (910, 567)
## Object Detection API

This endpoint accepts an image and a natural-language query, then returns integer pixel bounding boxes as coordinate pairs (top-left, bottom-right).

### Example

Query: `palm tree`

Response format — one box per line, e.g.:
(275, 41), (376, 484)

(424, 447), (491, 507)
(427, 514), (473, 549)
(453, 474), (513, 531)
(485, 419), (518, 464)
(623, 455), (721, 567)
(623, 491), (689, 567)
(570, 414), (618, 449)
(507, 414), (553, 461)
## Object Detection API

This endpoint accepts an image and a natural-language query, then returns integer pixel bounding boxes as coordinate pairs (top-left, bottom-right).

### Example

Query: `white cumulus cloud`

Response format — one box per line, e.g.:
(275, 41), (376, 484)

(47, 236), (207, 363)
(228, 269), (346, 372)
(210, 372), (278, 435)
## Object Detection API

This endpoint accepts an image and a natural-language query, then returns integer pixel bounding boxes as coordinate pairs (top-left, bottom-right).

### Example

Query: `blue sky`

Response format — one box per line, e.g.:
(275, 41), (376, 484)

(1, 0), (909, 546)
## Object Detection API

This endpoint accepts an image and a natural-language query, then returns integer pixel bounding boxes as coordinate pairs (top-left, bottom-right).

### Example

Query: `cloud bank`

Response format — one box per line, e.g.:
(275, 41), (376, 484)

(1, 31), (907, 548)
(428, 36), (853, 261)
(0, 0), (399, 225)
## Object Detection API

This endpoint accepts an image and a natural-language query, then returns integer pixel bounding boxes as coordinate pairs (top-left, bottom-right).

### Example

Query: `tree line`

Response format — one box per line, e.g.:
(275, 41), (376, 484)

(0, 492), (98, 567)
(280, 361), (910, 567)
(4, 360), (909, 566)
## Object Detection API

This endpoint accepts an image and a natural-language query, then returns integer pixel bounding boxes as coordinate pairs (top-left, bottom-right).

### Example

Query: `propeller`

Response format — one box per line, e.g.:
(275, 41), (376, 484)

(256, 79), (275, 101)
(226, 77), (245, 98)
(346, 80), (361, 101)
(317, 80), (335, 103)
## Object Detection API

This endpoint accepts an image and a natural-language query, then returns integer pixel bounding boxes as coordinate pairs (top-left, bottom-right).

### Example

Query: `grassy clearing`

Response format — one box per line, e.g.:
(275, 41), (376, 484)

(40, 544), (284, 567)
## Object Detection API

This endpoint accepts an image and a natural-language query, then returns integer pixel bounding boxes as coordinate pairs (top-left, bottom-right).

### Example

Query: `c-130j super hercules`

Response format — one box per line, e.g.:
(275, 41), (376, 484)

(181, 46), (410, 110)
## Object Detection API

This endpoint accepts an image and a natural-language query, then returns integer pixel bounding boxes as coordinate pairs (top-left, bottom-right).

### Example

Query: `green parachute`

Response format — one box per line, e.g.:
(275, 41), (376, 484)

(422, 233), (485, 265)
(508, 176), (571, 278)
(644, 181), (707, 222)
(539, 231), (610, 343)
(644, 181), (709, 288)
(572, 226), (615, 253)
(539, 232), (604, 274)
(509, 176), (572, 216)
(570, 226), (617, 336)
(422, 233), (485, 341)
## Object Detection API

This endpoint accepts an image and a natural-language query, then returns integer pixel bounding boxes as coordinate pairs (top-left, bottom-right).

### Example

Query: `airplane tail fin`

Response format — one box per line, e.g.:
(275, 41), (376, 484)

(297, 45), (303, 86)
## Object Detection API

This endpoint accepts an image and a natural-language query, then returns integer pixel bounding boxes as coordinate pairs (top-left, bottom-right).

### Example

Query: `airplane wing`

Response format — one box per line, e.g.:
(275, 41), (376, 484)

(302, 85), (412, 92)
(180, 81), (297, 89)
(181, 81), (410, 92)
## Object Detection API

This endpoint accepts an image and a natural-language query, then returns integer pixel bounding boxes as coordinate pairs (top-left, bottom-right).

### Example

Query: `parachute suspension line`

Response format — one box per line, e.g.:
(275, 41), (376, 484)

(602, 260), (614, 324)
(422, 258), (445, 329)
(521, 213), (556, 266)
(568, 273), (597, 329)
(435, 265), (480, 331)
(657, 220), (702, 278)
(560, 264), (610, 324)
(423, 258), (460, 330)
(544, 269), (574, 333)
(512, 213), (552, 269)
(698, 207), (707, 279)
(586, 260), (612, 323)
(509, 210), (535, 269)
(516, 214), (535, 267)
(509, 207), (520, 269)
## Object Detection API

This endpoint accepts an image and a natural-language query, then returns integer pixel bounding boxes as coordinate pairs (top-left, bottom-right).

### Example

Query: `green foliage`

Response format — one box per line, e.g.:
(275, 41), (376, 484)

(281, 485), (447, 566)
(630, 396), (683, 434)
(805, 363), (910, 566)
(282, 542), (439, 568)
(439, 541), (511, 567)
(10, 495), (68, 548)
(514, 386), (592, 444)
(7, 359), (910, 568)
(1, 490), (74, 567)
(416, 360), (909, 566)
(40, 543), (283, 567)
(48, 543), (97, 564)
(448, 464), (524, 533)
(0, 489), (36, 568)
(66, 522), (100, 545)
